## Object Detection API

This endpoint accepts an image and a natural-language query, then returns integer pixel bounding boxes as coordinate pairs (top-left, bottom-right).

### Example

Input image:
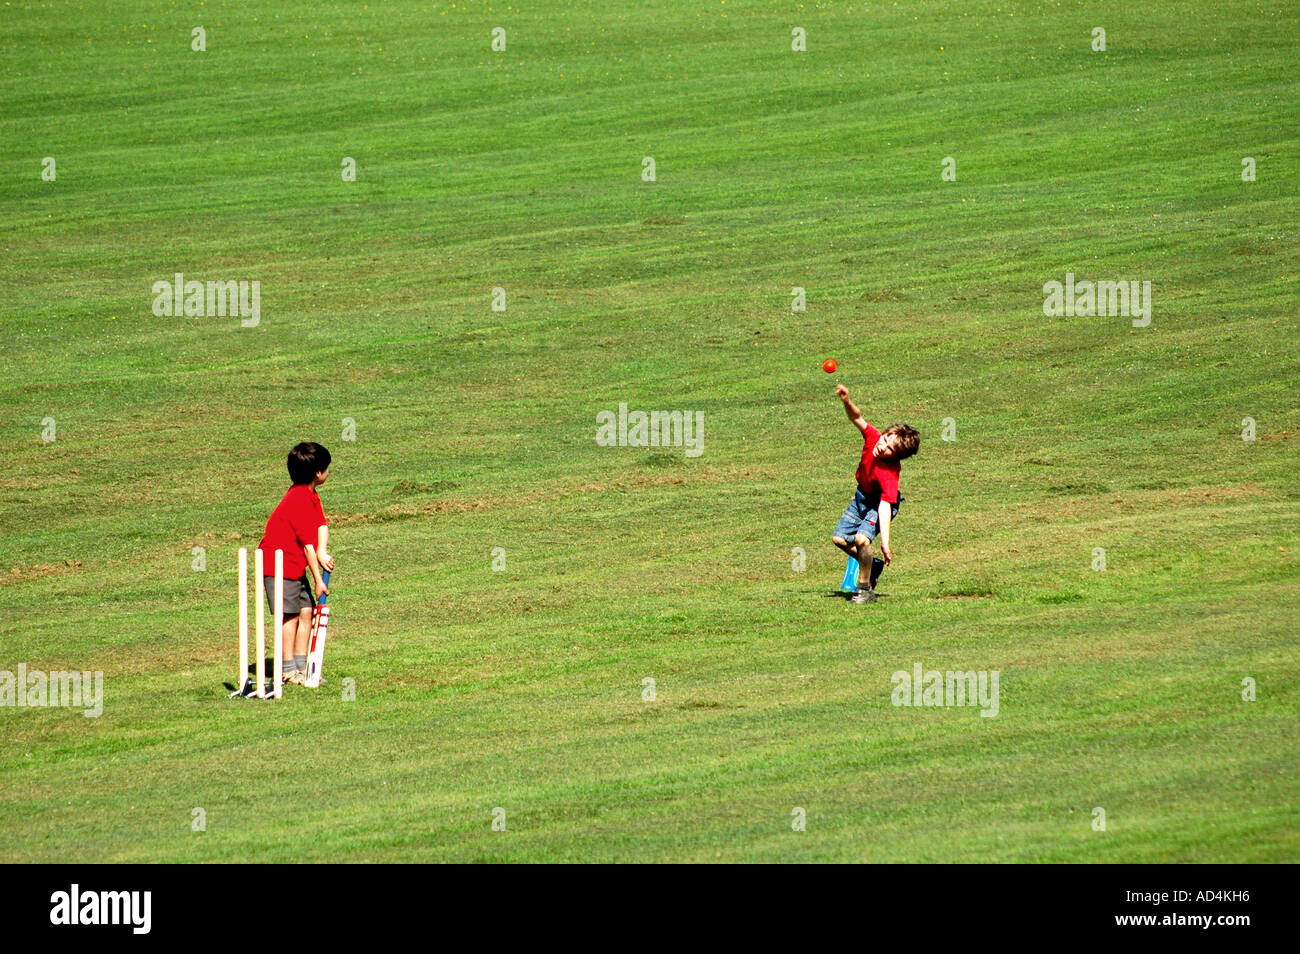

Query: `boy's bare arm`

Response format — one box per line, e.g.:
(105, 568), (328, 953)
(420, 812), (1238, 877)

(303, 544), (328, 595)
(835, 384), (869, 433)
(316, 524), (333, 572)
(878, 504), (893, 564)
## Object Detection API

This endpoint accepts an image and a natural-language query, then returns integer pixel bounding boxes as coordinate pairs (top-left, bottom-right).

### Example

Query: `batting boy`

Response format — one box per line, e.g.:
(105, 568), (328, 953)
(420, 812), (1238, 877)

(831, 385), (919, 603)
(258, 442), (333, 686)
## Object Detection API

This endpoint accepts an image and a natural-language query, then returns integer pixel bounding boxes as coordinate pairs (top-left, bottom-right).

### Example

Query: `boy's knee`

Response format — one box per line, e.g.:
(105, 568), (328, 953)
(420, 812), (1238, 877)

(832, 535), (848, 547)
(854, 533), (870, 548)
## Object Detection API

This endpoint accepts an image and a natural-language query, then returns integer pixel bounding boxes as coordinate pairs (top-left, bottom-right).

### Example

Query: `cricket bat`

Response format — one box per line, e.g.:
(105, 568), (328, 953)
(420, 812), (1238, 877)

(304, 570), (330, 688)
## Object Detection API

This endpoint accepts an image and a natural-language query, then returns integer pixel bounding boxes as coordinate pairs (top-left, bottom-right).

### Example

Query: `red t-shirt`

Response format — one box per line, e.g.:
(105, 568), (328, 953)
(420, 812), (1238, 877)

(258, 484), (327, 579)
(855, 424), (901, 503)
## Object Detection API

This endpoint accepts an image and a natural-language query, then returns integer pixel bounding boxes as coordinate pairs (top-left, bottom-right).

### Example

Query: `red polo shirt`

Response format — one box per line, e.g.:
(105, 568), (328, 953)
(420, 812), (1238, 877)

(856, 424), (901, 503)
(258, 484), (326, 579)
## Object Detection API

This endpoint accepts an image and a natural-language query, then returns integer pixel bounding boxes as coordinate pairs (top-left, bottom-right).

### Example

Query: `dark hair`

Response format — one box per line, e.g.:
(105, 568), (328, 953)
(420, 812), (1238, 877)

(884, 424), (920, 460)
(287, 442), (331, 485)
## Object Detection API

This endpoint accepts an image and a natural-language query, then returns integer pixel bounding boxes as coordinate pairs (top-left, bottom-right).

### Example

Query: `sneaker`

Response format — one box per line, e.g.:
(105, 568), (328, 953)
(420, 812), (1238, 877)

(869, 557), (886, 588)
(849, 585), (878, 604)
(283, 669), (306, 686)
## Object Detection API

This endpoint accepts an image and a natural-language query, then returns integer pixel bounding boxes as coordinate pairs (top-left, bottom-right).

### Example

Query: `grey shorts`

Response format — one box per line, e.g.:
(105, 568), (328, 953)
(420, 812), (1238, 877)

(263, 574), (314, 619)
(833, 488), (901, 543)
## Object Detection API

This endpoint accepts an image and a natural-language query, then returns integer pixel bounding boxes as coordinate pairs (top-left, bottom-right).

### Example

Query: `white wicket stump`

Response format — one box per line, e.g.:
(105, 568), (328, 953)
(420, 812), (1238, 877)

(255, 548), (265, 696)
(234, 547), (284, 700)
(273, 550), (284, 700)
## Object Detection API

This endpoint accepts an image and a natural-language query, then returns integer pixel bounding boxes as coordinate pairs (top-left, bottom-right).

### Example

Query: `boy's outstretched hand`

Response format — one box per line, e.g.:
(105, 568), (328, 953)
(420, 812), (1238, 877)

(837, 385), (868, 432)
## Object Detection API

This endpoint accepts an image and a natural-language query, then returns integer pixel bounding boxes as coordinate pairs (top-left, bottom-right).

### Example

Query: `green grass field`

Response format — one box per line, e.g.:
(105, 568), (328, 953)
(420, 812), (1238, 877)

(1, 0), (1297, 862)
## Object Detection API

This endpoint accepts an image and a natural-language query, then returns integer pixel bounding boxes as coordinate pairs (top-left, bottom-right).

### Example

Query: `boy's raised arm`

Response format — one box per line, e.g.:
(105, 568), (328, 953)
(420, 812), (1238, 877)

(835, 384), (869, 434)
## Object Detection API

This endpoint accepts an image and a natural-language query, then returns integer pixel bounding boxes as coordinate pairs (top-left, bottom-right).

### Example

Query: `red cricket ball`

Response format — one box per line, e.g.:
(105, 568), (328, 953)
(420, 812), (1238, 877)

(822, 358), (837, 374)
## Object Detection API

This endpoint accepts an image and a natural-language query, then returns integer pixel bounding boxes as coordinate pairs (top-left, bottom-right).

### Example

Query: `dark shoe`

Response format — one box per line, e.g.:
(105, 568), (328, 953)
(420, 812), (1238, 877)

(869, 557), (886, 588)
(849, 586), (878, 604)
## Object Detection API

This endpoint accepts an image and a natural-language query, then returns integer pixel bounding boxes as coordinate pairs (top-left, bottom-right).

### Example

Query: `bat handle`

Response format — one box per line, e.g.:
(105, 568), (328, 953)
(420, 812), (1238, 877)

(319, 569), (330, 606)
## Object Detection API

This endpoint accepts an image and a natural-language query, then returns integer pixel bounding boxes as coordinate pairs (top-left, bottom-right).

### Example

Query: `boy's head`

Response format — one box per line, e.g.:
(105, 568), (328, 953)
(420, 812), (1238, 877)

(288, 442), (331, 486)
(873, 424), (920, 462)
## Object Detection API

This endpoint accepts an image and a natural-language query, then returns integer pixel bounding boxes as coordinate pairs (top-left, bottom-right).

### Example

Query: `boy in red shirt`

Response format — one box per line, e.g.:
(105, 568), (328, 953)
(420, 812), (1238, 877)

(831, 385), (919, 603)
(259, 442), (334, 687)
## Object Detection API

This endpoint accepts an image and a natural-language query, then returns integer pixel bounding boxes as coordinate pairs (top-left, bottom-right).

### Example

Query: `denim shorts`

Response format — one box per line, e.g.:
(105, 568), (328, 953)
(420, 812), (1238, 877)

(833, 488), (901, 543)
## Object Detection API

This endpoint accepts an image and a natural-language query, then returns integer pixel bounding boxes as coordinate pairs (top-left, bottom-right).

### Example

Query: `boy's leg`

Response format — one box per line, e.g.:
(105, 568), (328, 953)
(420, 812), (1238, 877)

(287, 574), (309, 665)
(849, 504), (880, 603)
(868, 501), (899, 588)
(278, 581), (307, 664)
(869, 555), (887, 588)
(853, 534), (879, 589)
(277, 609), (311, 685)
(293, 607), (312, 659)
(833, 533), (871, 562)
(832, 490), (869, 559)
(281, 614), (297, 666)
(848, 532), (878, 603)
(832, 533), (861, 592)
